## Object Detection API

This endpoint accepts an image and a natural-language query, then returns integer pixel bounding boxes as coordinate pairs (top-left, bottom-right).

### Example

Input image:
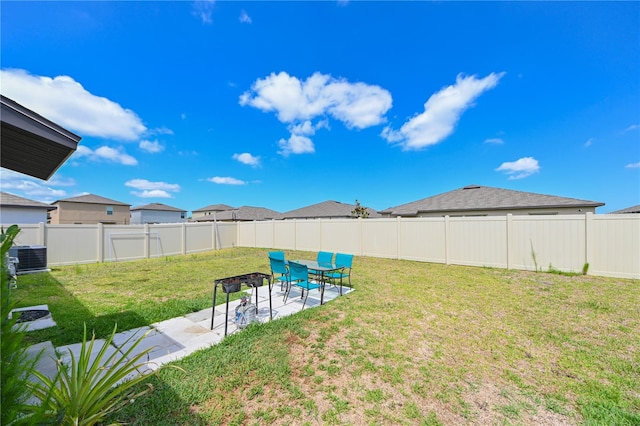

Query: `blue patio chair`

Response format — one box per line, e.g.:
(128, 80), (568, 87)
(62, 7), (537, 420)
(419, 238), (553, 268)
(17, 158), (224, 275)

(284, 261), (321, 309)
(317, 251), (334, 264)
(310, 251), (334, 280)
(269, 255), (290, 292)
(268, 251), (286, 261)
(326, 253), (353, 295)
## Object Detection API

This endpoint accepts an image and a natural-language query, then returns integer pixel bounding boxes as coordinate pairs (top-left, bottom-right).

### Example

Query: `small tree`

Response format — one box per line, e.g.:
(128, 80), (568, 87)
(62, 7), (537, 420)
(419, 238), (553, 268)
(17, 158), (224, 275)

(351, 199), (370, 218)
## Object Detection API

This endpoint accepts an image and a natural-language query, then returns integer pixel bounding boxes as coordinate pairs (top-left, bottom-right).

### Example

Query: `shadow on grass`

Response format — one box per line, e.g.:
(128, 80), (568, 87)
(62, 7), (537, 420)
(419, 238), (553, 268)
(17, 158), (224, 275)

(14, 271), (154, 347)
(14, 271), (209, 425)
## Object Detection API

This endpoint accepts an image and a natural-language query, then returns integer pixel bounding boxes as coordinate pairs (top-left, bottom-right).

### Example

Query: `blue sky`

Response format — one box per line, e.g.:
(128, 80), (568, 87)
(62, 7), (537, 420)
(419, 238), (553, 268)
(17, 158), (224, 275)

(1, 1), (638, 214)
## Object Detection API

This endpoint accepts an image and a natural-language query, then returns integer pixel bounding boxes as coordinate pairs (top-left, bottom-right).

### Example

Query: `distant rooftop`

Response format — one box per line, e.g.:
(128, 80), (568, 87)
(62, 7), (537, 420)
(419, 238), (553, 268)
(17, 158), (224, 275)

(131, 202), (186, 212)
(193, 206), (282, 221)
(380, 185), (604, 216)
(192, 203), (235, 213)
(610, 205), (640, 214)
(0, 191), (56, 210)
(282, 200), (381, 219)
(52, 194), (130, 206)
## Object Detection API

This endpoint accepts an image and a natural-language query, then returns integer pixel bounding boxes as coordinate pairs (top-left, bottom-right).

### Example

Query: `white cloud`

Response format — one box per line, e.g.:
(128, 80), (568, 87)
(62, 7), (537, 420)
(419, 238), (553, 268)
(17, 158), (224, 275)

(139, 140), (165, 153)
(382, 72), (505, 150)
(131, 190), (173, 198)
(193, 0), (215, 24)
(484, 138), (504, 145)
(125, 179), (180, 192)
(584, 138), (594, 147)
(287, 120), (329, 136)
(74, 145), (138, 165)
(0, 169), (70, 201)
(625, 162), (640, 168)
(1, 68), (147, 141)
(241, 72), (391, 128)
(278, 134), (315, 157)
(232, 153), (260, 167)
(150, 127), (174, 136)
(495, 156), (540, 179)
(207, 176), (246, 185)
(625, 124), (639, 132)
(239, 10), (252, 24)
(240, 71), (392, 155)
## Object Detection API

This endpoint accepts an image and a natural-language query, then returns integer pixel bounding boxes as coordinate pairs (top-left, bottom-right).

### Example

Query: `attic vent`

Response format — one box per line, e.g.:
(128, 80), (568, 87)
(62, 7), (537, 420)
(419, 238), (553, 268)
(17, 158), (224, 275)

(463, 184), (481, 190)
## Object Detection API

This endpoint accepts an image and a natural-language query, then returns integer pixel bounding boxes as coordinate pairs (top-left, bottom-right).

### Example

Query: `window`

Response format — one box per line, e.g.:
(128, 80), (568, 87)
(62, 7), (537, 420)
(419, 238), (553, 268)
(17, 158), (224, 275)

(106, 206), (113, 215)
(181, 212), (185, 219)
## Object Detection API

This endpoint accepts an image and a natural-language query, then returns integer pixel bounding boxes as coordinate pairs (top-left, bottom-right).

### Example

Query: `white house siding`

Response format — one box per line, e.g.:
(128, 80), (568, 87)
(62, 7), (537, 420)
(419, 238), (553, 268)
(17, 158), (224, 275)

(0, 207), (49, 224)
(131, 210), (186, 224)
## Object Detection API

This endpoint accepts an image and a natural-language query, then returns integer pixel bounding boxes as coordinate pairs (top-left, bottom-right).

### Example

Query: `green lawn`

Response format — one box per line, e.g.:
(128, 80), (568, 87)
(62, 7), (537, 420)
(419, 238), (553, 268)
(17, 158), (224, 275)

(14, 247), (640, 425)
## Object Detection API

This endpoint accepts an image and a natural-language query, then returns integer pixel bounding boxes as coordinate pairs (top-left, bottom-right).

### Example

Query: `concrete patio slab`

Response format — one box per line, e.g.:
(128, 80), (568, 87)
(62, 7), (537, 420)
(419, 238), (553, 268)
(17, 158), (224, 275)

(24, 284), (355, 387)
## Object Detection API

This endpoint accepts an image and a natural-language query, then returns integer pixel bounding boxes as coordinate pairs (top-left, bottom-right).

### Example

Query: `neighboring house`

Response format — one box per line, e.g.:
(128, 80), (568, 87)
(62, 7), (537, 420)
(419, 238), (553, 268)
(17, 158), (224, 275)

(282, 200), (381, 220)
(49, 194), (130, 224)
(380, 185), (605, 218)
(191, 204), (235, 221)
(1, 95), (81, 180)
(610, 205), (640, 214)
(193, 206), (282, 222)
(0, 192), (57, 224)
(130, 203), (187, 224)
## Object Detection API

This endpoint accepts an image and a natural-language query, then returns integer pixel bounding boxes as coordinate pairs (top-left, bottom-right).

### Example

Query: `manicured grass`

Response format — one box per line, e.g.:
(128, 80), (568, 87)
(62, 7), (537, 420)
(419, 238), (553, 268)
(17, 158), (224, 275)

(14, 248), (640, 425)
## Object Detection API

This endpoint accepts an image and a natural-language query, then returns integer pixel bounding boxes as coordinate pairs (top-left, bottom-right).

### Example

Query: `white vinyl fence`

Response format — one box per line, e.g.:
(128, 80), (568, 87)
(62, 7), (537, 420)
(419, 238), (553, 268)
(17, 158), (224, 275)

(4, 213), (639, 279)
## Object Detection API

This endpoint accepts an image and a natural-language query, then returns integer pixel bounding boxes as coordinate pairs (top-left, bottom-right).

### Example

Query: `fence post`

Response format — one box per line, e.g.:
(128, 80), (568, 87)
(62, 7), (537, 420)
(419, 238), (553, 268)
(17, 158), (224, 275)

(585, 212), (593, 273)
(396, 216), (401, 260)
(97, 223), (104, 262)
(506, 214), (513, 270)
(182, 223), (187, 254)
(144, 224), (150, 258)
(38, 222), (46, 246)
(444, 215), (450, 265)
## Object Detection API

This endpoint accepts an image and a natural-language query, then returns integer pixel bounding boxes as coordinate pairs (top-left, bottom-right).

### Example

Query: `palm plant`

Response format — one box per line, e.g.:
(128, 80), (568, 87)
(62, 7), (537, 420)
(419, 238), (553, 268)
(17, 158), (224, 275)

(27, 324), (158, 426)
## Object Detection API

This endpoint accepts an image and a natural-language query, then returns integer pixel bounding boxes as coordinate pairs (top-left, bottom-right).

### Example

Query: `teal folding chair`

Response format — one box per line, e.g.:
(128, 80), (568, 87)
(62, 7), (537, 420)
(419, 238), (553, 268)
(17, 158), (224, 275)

(310, 251), (334, 280)
(268, 251), (286, 261)
(326, 253), (353, 295)
(269, 255), (290, 292)
(317, 251), (334, 264)
(284, 261), (321, 309)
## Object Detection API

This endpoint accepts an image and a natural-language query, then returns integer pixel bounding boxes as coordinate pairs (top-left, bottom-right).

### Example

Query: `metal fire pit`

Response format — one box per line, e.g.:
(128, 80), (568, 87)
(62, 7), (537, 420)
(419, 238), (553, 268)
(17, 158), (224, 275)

(211, 272), (272, 336)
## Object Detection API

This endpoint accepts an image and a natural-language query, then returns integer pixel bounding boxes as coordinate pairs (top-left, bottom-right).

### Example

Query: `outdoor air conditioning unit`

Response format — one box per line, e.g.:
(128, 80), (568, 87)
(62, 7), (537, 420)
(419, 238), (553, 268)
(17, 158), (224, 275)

(8, 245), (48, 274)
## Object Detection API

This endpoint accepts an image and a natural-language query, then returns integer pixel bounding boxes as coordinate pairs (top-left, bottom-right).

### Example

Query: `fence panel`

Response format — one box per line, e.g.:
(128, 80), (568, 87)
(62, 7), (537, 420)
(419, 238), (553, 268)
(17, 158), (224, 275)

(11, 224), (41, 247)
(254, 221), (275, 248)
(273, 220), (296, 250)
(294, 220), (322, 252)
(104, 225), (146, 262)
(448, 216), (508, 268)
(590, 215), (640, 278)
(320, 219), (362, 255)
(48, 225), (99, 265)
(185, 223), (215, 252)
(399, 218), (446, 263)
(150, 224), (184, 257)
(361, 219), (398, 259)
(510, 215), (586, 273)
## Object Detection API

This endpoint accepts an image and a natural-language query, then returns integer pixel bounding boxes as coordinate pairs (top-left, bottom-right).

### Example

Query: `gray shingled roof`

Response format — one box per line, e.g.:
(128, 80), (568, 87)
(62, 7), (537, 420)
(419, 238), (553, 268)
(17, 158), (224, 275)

(192, 203), (235, 213)
(52, 194), (130, 206)
(282, 200), (381, 219)
(380, 185), (604, 216)
(131, 202), (186, 212)
(0, 192), (56, 210)
(610, 205), (640, 214)
(194, 206), (282, 221)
